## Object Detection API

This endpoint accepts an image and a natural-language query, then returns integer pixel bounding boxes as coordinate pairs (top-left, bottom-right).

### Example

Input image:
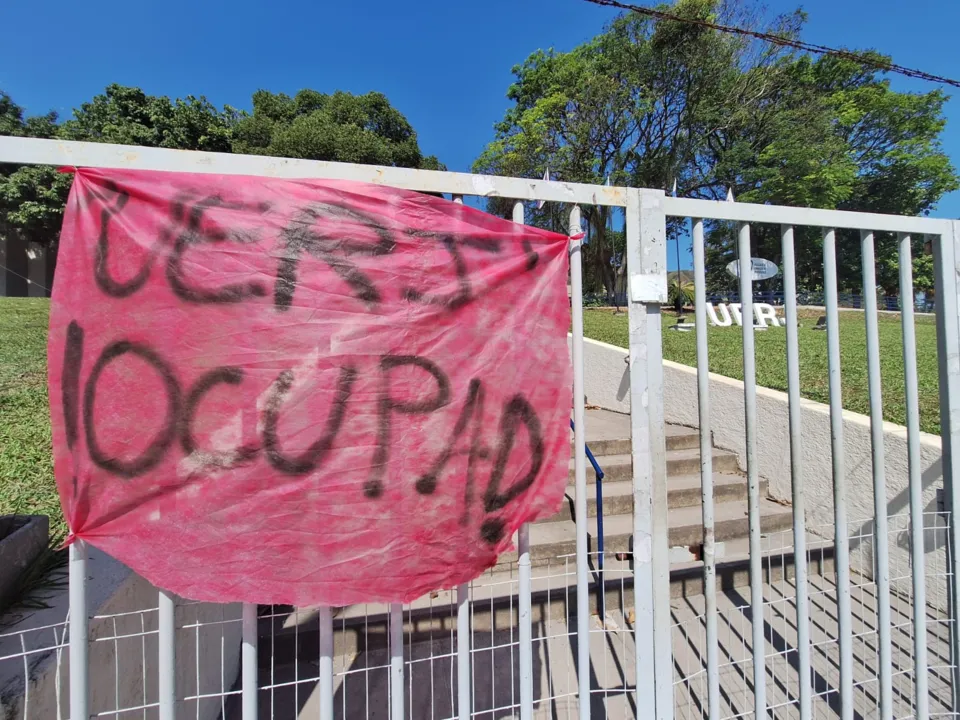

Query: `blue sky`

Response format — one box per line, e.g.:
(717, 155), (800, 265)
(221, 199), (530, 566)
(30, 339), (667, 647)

(2, 0), (958, 269)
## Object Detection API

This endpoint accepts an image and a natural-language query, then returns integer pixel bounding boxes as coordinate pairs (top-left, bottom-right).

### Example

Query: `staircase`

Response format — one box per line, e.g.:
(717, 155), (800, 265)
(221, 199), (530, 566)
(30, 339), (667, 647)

(494, 408), (794, 571)
(255, 408), (835, 667)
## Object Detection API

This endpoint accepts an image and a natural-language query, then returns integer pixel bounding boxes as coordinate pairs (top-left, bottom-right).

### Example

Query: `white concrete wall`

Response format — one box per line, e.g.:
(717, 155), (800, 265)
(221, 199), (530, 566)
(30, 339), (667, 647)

(0, 547), (241, 719)
(575, 334), (948, 609)
(579, 335), (631, 414)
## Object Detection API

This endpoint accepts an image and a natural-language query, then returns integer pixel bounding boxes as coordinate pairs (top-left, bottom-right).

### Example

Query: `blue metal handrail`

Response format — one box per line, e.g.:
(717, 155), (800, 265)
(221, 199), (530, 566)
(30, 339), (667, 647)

(570, 419), (606, 620)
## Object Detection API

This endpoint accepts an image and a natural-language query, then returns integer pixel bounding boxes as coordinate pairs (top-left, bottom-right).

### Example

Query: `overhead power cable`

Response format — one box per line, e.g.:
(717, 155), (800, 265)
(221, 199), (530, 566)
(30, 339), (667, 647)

(583, 0), (960, 89)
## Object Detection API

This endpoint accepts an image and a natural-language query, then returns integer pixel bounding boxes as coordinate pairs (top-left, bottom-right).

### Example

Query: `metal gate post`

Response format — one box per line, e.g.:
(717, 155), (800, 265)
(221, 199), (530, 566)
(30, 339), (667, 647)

(933, 219), (960, 706)
(626, 188), (670, 719)
(69, 540), (89, 720)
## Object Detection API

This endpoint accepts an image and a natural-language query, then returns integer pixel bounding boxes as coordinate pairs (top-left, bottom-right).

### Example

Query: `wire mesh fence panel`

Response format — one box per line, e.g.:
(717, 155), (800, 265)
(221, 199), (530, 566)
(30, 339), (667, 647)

(669, 517), (957, 720)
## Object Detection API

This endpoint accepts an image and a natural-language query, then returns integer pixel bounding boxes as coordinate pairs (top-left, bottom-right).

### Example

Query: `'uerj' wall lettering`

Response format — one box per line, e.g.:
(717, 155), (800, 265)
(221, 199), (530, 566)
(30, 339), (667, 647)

(49, 169), (573, 605)
(706, 302), (784, 327)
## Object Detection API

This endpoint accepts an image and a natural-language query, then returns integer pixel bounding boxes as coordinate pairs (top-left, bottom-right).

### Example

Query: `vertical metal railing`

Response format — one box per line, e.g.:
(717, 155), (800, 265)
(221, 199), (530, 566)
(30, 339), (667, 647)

(158, 589), (176, 720)
(899, 232), (929, 719)
(514, 199), (534, 720)
(737, 222), (766, 717)
(861, 230), (893, 718)
(390, 603), (404, 718)
(626, 188), (669, 718)
(823, 227), (854, 720)
(568, 204), (592, 720)
(452, 194), (473, 720)
(241, 602), (258, 718)
(69, 540), (89, 720)
(317, 605), (335, 720)
(568, 420), (608, 622)
(933, 220), (960, 710)
(781, 225), (812, 720)
(691, 218), (720, 719)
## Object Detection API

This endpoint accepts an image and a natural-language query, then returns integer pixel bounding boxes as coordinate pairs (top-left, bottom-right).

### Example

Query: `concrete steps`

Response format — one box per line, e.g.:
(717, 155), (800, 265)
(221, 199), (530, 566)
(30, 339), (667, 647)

(567, 448), (741, 482)
(574, 424), (701, 456)
(496, 497), (792, 568)
(543, 473), (768, 522)
(255, 409), (814, 670)
(551, 413), (789, 566)
(261, 538), (837, 663)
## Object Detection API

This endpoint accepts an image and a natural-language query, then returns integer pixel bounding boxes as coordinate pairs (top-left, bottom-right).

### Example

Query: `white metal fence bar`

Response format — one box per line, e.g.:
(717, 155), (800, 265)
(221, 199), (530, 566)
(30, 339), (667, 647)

(317, 605), (334, 720)
(627, 188), (670, 718)
(781, 224), (812, 720)
(69, 540), (89, 720)
(664, 195), (949, 234)
(648, 243), (672, 720)
(456, 584), (471, 720)
(933, 219), (960, 710)
(627, 189), (656, 715)
(691, 217), (720, 719)
(513, 199), (534, 720)
(390, 603), (404, 718)
(861, 230), (893, 718)
(451, 193), (473, 720)
(737, 222), (766, 718)
(241, 602), (257, 718)
(899, 232), (930, 720)
(568, 203), (591, 720)
(823, 227), (854, 720)
(158, 589), (176, 720)
(0, 136), (629, 208)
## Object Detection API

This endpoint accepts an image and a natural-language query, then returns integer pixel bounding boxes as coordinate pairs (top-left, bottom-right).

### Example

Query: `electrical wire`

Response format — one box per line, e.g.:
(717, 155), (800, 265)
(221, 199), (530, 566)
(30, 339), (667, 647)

(583, 0), (960, 89)
(0, 261), (51, 294)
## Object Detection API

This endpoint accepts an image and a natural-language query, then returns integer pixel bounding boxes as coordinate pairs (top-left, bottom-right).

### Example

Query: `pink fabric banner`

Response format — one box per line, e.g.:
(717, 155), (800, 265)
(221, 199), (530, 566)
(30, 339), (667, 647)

(48, 168), (572, 605)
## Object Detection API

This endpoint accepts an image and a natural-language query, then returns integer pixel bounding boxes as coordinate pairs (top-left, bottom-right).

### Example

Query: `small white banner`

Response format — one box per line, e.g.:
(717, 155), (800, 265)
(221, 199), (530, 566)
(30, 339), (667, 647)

(726, 258), (779, 281)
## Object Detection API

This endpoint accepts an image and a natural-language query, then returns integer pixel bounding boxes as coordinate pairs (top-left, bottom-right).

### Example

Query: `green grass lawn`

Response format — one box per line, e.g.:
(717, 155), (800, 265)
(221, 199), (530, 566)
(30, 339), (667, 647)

(0, 299), (62, 538)
(0, 298), (943, 532)
(584, 307), (942, 436)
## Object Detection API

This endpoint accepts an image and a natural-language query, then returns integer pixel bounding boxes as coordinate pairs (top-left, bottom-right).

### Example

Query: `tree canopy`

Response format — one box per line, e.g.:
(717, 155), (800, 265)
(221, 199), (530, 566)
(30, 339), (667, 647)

(232, 89), (442, 169)
(474, 0), (958, 296)
(0, 84), (441, 253)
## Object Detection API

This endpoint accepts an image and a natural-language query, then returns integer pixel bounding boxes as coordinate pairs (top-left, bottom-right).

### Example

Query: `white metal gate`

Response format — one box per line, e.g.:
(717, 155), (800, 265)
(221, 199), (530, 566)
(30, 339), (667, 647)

(0, 136), (958, 719)
(652, 196), (960, 720)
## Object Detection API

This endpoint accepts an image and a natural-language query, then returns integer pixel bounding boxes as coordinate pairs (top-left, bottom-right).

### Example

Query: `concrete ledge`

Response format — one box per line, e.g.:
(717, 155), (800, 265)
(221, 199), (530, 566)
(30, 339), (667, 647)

(0, 516), (48, 612)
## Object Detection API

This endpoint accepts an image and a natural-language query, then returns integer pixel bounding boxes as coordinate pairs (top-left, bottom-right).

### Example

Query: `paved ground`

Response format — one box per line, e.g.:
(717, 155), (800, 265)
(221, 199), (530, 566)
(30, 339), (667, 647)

(233, 570), (955, 719)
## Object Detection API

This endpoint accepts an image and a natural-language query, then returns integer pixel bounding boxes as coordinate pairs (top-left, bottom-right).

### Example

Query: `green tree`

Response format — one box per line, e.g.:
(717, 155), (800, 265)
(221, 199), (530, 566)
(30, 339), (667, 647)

(475, 0), (804, 296)
(0, 85), (234, 255)
(0, 92), (68, 274)
(59, 84), (233, 151)
(0, 85), (444, 267)
(701, 52), (956, 294)
(231, 89), (442, 169)
(476, 0), (957, 297)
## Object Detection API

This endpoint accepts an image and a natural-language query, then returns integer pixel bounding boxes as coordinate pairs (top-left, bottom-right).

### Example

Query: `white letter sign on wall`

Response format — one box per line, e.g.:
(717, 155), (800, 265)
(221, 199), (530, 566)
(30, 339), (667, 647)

(705, 302), (783, 328)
